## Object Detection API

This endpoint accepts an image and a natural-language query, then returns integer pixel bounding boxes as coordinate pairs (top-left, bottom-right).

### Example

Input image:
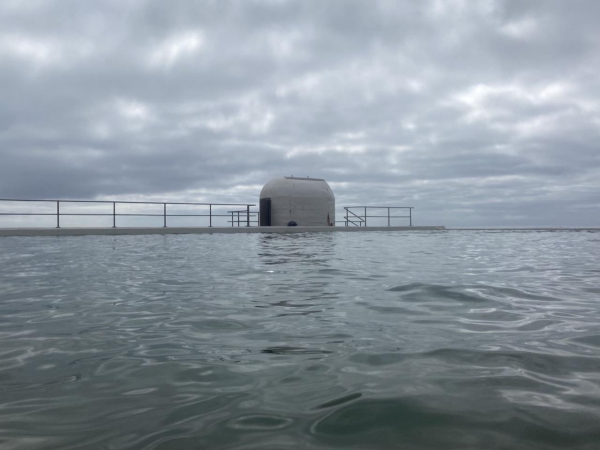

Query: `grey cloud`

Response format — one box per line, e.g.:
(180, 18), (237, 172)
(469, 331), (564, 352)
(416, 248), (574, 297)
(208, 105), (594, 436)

(0, 0), (599, 227)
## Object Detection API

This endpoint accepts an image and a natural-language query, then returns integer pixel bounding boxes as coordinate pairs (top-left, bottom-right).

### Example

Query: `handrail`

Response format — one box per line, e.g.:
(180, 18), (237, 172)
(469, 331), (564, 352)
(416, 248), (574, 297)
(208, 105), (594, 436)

(0, 198), (257, 229)
(226, 209), (259, 228)
(0, 199), (414, 229)
(344, 206), (414, 209)
(0, 198), (252, 206)
(343, 206), (413, 227)
(345, 208), (365, 227)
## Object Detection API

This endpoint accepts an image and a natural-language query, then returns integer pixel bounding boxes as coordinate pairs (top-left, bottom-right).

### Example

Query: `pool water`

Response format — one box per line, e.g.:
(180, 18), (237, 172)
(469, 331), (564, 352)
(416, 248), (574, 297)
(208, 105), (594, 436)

(1, 231), (600, 449)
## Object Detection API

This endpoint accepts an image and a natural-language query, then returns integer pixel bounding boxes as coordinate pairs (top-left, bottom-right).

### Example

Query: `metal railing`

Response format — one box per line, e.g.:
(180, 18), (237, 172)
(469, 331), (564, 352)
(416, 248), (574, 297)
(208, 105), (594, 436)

(343, 206), (413, 227)
(227, 210), (259, 227)
(0, 199), (257, 228)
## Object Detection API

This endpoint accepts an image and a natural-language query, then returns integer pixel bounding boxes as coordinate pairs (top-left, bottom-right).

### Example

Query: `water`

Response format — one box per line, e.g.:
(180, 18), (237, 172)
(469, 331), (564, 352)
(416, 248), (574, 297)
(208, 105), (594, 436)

(1, 231), (600, 450)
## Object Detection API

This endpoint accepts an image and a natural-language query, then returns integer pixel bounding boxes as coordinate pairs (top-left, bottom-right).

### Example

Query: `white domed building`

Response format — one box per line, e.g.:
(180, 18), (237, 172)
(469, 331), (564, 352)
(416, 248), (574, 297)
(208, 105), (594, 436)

(259, 177), (335, 226)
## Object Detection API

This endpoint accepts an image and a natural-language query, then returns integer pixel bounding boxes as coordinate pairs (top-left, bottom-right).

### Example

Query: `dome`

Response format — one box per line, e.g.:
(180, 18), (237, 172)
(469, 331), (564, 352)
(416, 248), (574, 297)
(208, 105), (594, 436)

(259, 177), (335, 226)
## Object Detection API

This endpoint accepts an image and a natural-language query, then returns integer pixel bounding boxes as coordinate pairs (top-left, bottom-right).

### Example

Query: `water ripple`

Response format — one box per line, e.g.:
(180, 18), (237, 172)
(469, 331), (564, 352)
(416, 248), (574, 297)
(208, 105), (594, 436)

(0, 231), (599, 449)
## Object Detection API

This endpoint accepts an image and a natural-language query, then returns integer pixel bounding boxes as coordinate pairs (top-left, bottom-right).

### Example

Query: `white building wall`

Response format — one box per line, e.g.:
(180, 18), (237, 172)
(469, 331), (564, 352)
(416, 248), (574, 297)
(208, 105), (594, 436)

(260, 177), (335, 226)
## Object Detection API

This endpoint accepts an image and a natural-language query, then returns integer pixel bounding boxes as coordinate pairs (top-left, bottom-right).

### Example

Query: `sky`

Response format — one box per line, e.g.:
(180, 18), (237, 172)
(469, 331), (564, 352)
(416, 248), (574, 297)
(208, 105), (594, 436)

(0, 0), (599, 227)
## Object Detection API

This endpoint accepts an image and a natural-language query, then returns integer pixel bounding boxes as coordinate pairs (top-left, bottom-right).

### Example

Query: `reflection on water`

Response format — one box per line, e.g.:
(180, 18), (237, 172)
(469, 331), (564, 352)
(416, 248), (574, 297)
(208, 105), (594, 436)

(1, 231), (600, 449)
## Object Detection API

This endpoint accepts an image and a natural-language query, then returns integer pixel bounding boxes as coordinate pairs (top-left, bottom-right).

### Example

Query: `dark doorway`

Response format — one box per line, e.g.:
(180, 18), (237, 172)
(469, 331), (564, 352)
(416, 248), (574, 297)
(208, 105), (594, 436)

(260, 198), (271, 226)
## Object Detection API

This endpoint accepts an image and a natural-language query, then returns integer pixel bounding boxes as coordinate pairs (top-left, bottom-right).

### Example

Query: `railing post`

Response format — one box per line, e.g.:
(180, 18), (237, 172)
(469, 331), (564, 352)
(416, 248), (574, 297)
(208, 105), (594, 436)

(56, 201), (60, 228)
(209, 204), (212, 227)
(246, 205), (250, 227)
(163, 203), (167, 227)
(113, 202), (116, 228)
(231, 211), (234, 227)
(410, 208), (412, 226)
(237, 211), (240, 227)
(345, 208), (348, 227)
(388, 207), (390, 226)
(364, 207), (367, 227)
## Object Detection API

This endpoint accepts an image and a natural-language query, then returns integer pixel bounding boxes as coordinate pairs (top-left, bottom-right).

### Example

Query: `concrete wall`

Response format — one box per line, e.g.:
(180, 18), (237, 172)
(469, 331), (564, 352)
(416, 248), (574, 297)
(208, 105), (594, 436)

(260, 177), (335, 226)
(0, 226), (446, 237)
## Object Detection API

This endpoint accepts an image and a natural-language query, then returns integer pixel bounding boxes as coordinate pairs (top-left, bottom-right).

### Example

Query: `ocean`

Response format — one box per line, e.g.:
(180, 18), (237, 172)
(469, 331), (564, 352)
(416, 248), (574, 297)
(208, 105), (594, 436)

(1, 231), (599, 449)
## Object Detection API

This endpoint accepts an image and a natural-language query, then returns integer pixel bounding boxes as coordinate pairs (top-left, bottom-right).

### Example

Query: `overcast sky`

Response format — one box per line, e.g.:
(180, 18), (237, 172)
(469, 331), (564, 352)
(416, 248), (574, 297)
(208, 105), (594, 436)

(0, 0), (599, 227)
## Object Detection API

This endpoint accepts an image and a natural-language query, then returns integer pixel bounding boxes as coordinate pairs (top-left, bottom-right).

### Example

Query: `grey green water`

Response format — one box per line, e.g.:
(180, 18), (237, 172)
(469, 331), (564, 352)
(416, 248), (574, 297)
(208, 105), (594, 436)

(1, 231), (600, 449)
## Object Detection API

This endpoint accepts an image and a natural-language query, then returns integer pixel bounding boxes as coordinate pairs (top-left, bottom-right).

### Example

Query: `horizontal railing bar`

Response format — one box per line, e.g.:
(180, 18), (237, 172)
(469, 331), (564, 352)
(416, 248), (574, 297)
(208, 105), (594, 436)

(345, 206), (413, 209)
(113, 214), (247, 217)
(65, 214), (163, 216)
(344, 215), (412, 218)
(0, 213), (258, 217)
(164, 214), (256, 217)
(0, 198), (255, 206)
